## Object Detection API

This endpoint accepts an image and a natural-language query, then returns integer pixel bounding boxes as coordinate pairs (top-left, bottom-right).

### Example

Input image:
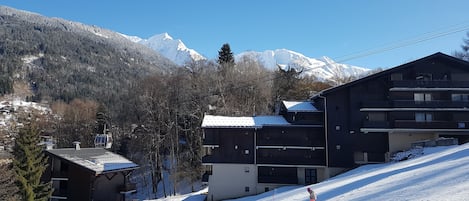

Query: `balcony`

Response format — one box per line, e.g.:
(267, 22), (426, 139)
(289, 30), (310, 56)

(256, 149), (326, 166)
(119, 183), (137, 194)
(361, 100), (469, 108)
(258, 176), (298, 184)
(391, 80), (469, 88)
(363, 120), (469, 130)
(202, 153), (254, 164)
(362, 121), (391, 128)
(51, 171), (68, 180)
(51, 188), (68, 199)
(256, 138), (325, 147)
(394, 120), (469, 129)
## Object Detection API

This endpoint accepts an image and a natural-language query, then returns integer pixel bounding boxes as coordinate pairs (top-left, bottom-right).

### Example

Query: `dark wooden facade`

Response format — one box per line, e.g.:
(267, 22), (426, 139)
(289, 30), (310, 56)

(315, 52), (469, 168)
(202, 102), (326, 188)
(44, 148), (138, 201)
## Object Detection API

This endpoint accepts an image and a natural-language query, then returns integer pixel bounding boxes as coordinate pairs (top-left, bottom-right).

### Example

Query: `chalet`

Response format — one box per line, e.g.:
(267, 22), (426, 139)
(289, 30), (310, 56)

(202, 101), (326, 200)
(43, 143), (138, 201)
(201, 52), (469, 200)
(311, 52), (469, 167)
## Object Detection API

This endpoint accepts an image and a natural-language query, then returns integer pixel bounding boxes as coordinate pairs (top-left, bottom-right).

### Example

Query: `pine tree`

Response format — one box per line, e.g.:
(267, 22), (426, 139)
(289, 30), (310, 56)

(454, 31), (469, 61)
(217, 43), (235, 77)
(12, 124), (52, 201)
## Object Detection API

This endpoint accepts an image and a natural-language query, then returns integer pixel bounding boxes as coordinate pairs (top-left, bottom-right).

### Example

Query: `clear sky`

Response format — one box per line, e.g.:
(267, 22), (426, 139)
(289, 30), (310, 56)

(2, 0), (469, 69)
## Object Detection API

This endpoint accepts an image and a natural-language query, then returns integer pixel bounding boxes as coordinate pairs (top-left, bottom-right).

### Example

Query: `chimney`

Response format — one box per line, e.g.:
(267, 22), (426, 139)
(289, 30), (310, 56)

(73, 141), (81, 150)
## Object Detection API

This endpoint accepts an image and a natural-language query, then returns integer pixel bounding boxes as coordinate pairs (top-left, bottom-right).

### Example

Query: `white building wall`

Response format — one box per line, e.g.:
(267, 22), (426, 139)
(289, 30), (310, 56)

(388, 132), (437, 153)
(207, 164), (257, 201)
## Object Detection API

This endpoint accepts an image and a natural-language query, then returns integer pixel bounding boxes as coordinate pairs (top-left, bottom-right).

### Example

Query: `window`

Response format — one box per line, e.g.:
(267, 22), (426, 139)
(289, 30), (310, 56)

(390, 73), (403, 81)
(245, 187), (250, 192)
(416, 73), (432, 80)
(452, 94), (469, 102)
(414, 93), (432, 102)
(415, 113), (432, 122)
(368, 112), (386, 121)
(451, 73), (469, 81)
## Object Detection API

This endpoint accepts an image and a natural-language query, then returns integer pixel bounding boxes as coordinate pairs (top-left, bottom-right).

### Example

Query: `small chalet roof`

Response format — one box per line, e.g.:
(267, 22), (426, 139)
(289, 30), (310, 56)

(201, 115), (290, 128)
(46, 148), (138, 175)
(282, 101), (317, 112)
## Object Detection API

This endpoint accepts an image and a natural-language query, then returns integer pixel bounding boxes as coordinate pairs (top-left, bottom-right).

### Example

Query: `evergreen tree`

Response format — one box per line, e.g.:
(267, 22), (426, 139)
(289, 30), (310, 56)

(12, 124), (52, 201)
(217, 43), (235, 76)
(454, 31), (469, 61)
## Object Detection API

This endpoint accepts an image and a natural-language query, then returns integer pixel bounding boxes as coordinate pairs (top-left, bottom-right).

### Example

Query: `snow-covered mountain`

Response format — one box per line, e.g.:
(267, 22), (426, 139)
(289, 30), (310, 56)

(122, 33), (206, 66)
(123, 33), (370, 82)
(236, 49), (371, 82)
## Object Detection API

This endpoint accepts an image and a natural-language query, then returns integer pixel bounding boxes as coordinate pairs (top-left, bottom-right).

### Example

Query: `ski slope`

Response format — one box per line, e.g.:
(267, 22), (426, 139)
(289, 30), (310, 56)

(148, 143), (469, 201)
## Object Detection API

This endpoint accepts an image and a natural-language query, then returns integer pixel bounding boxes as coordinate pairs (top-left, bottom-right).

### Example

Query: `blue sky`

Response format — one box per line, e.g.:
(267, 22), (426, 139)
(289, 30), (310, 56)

(2, 0), (469, 69)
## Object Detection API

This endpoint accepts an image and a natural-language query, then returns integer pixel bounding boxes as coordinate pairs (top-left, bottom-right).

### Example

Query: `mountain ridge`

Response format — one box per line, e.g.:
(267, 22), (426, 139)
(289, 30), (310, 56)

(125, 32), (371, 81)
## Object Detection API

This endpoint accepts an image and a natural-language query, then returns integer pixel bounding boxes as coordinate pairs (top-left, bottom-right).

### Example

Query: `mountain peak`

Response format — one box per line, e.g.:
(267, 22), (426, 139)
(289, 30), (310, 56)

(236, 49), (370, 83)
(134, 33), (205, 65)
(149, 32), (173, 41)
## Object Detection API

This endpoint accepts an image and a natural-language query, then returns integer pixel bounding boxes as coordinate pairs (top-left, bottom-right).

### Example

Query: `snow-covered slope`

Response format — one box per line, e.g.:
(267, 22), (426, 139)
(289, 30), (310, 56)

(147, 144), (469, 201)
(236, 49), (370, 82)
(229, 144), (469, 201)
(123, 33), (206, 65)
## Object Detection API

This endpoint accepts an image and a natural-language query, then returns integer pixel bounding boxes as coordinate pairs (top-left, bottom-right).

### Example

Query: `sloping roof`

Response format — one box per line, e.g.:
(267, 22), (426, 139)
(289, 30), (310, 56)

(317, 52), (469, 96)
(201, 115), (290, 128)
(46, 148), (138, 175)
(282, 101), (317, 112)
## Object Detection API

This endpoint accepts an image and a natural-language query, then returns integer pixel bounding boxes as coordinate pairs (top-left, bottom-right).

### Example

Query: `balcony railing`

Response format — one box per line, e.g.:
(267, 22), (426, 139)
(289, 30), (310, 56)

(362, 120), (469, 129)
(394, 120), (469, 129)
(51, 171), (68, 180)
(362, 121), (391, 128)
(256, 138), (325, 147)
(391, 80), (469, 88)
(258, 176), (298, 184)
(202, 154), (254, 164)
(361, 100), (469, 108)
(51, 188), (68, 198)
(119, 183), (137, 194)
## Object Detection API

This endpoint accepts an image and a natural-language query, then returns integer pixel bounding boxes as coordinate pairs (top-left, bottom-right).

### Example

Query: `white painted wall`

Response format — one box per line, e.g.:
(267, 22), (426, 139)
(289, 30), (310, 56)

(207, 164), (257, 201)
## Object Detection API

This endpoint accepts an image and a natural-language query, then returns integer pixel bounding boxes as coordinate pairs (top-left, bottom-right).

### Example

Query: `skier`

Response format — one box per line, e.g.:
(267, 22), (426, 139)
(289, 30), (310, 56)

(307, 187), (317, 201)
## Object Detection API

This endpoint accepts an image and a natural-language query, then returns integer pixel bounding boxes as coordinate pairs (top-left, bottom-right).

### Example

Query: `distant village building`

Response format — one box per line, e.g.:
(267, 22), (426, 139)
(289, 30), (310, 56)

(201, 52), (469, 200)
(43, 143), (138, 201)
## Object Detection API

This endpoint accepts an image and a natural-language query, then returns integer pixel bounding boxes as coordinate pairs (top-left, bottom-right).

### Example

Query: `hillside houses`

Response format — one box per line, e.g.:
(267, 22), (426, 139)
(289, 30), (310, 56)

(201, 52), (469, 200)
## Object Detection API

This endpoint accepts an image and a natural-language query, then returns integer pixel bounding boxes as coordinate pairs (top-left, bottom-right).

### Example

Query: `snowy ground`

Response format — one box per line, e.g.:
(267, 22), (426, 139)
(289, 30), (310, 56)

(148, 143), (469, 201)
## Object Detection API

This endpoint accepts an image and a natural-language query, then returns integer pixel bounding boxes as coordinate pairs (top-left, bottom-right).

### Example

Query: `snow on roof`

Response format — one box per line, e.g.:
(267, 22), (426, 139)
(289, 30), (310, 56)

(201, 115), (290, 128)
(282, 101), (317, 112)
(46, 148), (138, 175)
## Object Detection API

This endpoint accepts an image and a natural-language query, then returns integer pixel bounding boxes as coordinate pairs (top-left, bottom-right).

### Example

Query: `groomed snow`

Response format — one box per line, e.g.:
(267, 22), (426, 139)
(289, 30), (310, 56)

(147, 143), (469, 201)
